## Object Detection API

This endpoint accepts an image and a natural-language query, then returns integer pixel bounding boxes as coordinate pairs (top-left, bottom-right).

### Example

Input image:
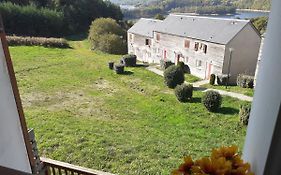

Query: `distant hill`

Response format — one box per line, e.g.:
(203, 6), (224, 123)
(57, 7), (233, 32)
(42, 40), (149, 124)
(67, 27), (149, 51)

(109, 0), (271, 10)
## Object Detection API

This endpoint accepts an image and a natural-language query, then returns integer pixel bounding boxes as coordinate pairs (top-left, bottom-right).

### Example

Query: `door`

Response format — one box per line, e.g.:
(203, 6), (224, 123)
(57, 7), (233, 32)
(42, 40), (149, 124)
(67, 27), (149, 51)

(206, 63), (213, 79)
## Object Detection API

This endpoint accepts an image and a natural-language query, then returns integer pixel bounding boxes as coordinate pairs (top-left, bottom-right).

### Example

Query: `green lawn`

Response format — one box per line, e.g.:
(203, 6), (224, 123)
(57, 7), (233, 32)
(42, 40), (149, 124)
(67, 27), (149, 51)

(185, 74), (201, 83)
(11, 41), (247, 175)
(201, 84), (255, 97)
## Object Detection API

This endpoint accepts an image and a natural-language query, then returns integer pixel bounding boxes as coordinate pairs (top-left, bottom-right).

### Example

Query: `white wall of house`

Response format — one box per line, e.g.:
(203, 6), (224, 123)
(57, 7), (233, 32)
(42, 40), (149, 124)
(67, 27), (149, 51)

(224, 23), (261, 84)
(128, 33), (155, 63)
(153, 32), (225, 79)
(0, 40), (32, 173)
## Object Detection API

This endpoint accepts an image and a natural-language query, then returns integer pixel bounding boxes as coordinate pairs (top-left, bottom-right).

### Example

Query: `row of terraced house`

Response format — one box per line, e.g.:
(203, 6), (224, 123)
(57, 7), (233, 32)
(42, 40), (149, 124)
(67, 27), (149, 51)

(127, 14), (262, 84)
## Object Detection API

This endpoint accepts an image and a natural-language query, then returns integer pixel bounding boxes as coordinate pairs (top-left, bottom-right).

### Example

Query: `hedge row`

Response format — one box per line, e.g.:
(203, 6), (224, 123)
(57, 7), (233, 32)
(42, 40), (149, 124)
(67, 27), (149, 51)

(0, 2), (65, 37)
(7, 36), (70, 48)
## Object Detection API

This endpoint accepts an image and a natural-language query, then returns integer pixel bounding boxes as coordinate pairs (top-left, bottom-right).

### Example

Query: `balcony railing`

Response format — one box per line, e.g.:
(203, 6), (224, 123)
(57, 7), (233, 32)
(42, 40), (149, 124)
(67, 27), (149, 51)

(41, 157), (115, 175)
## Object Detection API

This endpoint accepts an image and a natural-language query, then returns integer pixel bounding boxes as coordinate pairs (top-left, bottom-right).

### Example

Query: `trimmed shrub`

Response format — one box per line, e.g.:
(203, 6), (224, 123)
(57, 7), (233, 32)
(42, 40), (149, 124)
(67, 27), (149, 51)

(175, 84), (193, 102)
(121, 54), (137, 67)
(239, 103), (251, 125)
(202, 90), (222, 112)
(164, 65), (185, 88)
(178, 61), (185, 70)
(237, 74), (254, 89)
(108, 61), (114, 70)
(210, 74), (216, 85)
(217, 74), (229, 86)
(114, 64), (124, 74)
(7, 36), (69, 48)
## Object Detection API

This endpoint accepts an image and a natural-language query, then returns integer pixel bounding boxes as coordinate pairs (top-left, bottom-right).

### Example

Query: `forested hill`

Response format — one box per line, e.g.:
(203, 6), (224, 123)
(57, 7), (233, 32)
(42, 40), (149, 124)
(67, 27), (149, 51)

(110, 0), (271, 10)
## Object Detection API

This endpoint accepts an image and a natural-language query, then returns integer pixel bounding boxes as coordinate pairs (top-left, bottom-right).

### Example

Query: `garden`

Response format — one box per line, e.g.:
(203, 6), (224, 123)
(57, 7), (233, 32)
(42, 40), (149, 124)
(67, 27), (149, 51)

(10, 39), (251, 174)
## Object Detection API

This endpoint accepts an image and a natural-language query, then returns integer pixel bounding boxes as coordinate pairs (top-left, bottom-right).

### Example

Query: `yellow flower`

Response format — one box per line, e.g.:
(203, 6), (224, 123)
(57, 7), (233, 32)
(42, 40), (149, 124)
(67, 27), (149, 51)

(211, 146), (238, 160)
(172, 156), (194, 175)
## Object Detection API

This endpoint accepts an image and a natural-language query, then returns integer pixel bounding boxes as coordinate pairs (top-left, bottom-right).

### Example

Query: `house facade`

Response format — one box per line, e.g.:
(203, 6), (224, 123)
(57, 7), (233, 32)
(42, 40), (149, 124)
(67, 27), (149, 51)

(128, 14), (261, 83)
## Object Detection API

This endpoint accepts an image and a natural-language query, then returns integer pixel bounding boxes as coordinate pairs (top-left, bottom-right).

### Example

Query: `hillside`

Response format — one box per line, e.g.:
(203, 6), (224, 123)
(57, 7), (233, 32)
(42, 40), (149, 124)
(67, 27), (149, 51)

(110, 0), (271, 10)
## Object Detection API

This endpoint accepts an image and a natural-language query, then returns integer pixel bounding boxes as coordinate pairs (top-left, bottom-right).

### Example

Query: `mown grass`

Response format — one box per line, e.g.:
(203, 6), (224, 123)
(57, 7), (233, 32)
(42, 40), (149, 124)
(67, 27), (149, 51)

(11, 40), (247, 175)
(201, 84), (255, 97)
(185, 73), (201, 83)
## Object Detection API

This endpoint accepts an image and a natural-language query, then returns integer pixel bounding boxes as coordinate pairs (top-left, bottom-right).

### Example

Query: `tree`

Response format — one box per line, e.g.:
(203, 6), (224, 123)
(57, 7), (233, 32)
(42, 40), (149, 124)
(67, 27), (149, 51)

(88, 18), (127, 54)
(155, 13), (165, 20)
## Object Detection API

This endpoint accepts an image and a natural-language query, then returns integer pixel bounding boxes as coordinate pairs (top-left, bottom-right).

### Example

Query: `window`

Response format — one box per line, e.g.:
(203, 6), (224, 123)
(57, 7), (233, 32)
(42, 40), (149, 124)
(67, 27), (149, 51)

(203, 44), (208, 54)
(129, 34), (134, 42)
(156, 33), (160, 41)
(196, 60), (202, 67)
(145, 39), (151, 46)
(184, 40), (190, 48)
(185, 57), (189, 63)
(194, 42), (199, 51)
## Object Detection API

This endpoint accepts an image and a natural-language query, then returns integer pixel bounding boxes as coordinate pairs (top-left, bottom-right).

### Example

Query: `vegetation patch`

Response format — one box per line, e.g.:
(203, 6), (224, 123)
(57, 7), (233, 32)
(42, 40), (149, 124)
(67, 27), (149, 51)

(7, 36), (69, 48)
(164, 65), (185, 88)
(11, 41), (247, 175)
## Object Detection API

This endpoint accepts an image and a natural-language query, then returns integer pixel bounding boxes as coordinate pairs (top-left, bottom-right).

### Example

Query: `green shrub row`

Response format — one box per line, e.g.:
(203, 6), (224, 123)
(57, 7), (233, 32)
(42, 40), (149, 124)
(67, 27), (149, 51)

(237, 74), (254, 89)
(0, 2), (65, 37)
(7, 36), (69, 48)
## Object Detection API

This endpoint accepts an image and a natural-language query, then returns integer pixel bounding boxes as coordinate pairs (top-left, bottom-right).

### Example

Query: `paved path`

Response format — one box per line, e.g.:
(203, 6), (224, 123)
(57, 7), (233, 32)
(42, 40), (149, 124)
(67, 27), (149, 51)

(146, 66), (253, 102)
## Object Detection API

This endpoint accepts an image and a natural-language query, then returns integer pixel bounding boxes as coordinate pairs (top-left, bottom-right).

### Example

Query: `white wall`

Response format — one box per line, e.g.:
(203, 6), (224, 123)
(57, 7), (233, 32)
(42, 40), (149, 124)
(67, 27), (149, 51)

(0, 39), (32, 173)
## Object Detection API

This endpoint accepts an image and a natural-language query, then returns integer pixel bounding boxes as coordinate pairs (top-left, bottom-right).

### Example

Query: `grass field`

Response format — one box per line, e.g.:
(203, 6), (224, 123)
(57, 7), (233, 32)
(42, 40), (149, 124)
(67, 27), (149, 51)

(11, 40), (247, 175)
(201, 84), (255, 97)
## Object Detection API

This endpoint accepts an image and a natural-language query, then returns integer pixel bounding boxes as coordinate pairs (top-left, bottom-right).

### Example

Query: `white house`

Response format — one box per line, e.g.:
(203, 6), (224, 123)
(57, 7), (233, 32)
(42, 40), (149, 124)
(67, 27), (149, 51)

(128, 14), (261, 83)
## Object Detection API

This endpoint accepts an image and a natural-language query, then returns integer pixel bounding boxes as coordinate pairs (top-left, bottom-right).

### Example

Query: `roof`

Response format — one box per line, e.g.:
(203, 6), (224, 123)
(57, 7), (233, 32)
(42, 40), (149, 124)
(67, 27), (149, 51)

(128, 14), (253, 44)
(128, 18), (163, 38)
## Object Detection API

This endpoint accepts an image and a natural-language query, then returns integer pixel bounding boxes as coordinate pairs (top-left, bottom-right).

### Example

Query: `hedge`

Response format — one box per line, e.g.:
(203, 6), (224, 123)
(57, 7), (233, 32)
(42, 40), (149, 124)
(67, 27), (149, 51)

(0, 2), (65, 37)
(237, 74), (254, 88)
(121, 54), (137, 67)
(7, 36), (69, 48)
(239, 103), (251, 125)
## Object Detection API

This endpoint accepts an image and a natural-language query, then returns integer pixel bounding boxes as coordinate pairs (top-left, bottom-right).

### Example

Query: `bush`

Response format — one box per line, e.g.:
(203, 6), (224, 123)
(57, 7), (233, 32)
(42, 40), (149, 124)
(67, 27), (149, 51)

(114, 64), (124, 74)
(108, 61), (114, 70)
(239, 103), (251, 125)
(88, 18), (127, 54)
(174, 84), (193, 102)
(7, 36), (69, 48)
(121, 54), (137, 67)
(160, 60), (174, 69)
(202, 91), (222, 112)
(210, 74), (216, 85)
(178, 61), (185, 70)
(237, 74), (254, 89)
(0, 2), (65, 37)
(217, 74), (229, 86)
(164, 65), (185, 88)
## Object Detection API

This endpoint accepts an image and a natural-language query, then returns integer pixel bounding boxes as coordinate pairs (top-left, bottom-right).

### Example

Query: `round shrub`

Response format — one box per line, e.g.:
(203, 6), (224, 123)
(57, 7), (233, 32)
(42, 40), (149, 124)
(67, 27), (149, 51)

(121, 54), (137, 67)
(239, 103), (251, 125)
(178, 61), (185, 70)
(175, 84), (193, 102)
(164, 65), (185, 88)
(210, 74), (216, 85)
(108, 61), (114, 70)
(202, 91), (222, 112)
(163, 61), (174, 69)
(114, 64), (124, 74)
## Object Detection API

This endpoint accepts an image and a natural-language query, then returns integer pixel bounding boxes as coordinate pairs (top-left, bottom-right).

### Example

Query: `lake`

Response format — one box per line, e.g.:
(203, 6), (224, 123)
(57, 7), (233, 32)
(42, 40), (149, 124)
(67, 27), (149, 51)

(200, 10), (269, 19)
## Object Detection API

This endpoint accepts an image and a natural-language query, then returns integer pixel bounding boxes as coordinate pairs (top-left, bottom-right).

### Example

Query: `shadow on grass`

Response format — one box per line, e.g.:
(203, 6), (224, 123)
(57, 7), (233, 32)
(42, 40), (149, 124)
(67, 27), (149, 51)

(191, 97), (202, 103)
(134, 64), (149, 68)
(122, 71), (134, 75)
(217, 107), (239, 115)
(194, 87), (207, 91)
